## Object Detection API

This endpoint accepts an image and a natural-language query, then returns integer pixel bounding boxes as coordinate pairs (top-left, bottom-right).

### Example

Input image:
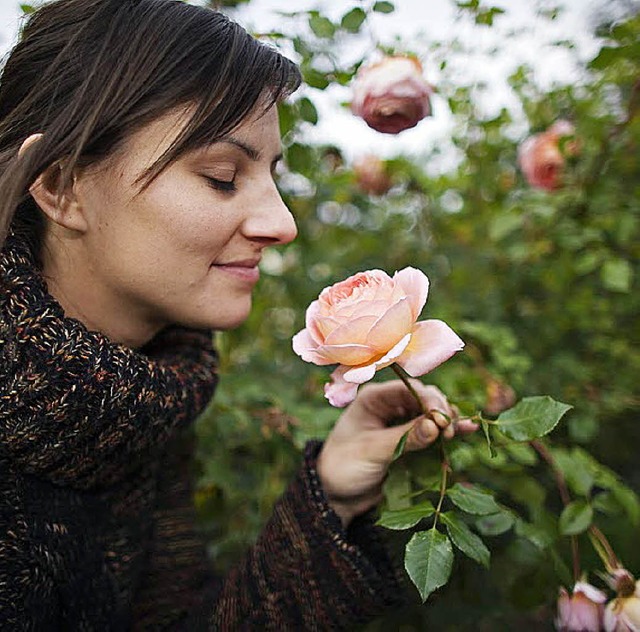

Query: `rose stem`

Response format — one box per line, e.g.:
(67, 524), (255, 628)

(391, 363), (450, 528)
(531, 439), (581, 583)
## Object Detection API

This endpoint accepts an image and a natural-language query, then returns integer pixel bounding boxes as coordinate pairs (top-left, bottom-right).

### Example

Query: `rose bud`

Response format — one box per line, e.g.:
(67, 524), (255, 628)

(484, 377), (517, 416)
(518, 131), (565, 191)
(555, 582), (607, 631)
(350, 55), (433, 134)
(353, 155), (392, 196)
(604, 572), (640, 632)
(292, 267), (464, 407)
(518, 119), (578, 191)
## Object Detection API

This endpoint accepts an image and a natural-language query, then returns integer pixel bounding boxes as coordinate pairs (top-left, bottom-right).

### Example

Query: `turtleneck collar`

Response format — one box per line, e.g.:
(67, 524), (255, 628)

(0, 230), (218, 490)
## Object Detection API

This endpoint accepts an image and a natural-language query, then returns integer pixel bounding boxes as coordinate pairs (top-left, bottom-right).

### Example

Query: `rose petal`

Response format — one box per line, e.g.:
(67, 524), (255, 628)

(324, 366), (359, 407)
(292, 329), (335, 366)
(365, 297), (414, 352)
(314, 315), (343, 340)
(395, 320), (464, 377)
(342, 362), (377, 385)
(324, 315), (379, 346)
(343, 333), (411, 383)
(333, 299), (390, 321)
(574, 582), (607, 604)
(394, 267), (430, 320)
(305, 300), (326, 344)
(317, 343), (377, 366)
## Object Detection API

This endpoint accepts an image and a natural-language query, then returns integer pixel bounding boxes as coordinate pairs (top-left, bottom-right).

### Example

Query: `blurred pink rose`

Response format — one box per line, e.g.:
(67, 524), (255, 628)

(518, 120), (577, 191)
(351, 56), (433, 134)
(556, 582), (607, 631)
(292, 268), (464, 407)
(353, 155), (392, 195)
(604, 575), (640, 632)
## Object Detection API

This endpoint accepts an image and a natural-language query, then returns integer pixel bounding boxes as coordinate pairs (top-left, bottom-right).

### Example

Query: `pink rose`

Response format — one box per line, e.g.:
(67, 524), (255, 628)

(518, 120), (577, 191)
(351, 56), (433, 134)
(604, 574), (640, 632)
(353, 155), (392, 196)
(556, 582), (607, 631)
(292, 268), (464, 407)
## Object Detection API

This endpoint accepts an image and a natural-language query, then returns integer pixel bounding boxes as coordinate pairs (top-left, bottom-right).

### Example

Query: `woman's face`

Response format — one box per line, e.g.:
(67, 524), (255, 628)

(45, 104), (297, 344)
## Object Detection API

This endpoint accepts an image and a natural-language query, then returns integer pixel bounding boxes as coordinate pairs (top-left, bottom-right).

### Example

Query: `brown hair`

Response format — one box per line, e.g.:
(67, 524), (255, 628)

(0, 0), (300, 258)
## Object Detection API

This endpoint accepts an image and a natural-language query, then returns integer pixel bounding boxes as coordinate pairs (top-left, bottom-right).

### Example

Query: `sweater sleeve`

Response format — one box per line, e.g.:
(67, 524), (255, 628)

(196, 440), (405, 630)
(132, 441), (405, 631)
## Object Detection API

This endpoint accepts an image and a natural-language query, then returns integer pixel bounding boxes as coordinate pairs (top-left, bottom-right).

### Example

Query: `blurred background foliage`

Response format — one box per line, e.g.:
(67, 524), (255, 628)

(189, 0), (640, 628)
(14, 0), (624, 627)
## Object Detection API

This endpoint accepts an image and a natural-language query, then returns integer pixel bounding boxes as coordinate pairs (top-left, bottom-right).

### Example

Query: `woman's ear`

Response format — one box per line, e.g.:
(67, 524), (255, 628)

(20, 134), (88, 233)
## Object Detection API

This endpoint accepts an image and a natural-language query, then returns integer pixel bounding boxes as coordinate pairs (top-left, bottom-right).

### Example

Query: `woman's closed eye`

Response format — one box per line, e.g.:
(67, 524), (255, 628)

(204, 175), (236, 193)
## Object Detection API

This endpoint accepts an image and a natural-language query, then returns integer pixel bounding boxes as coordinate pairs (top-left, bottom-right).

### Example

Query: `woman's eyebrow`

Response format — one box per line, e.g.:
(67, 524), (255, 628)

(219, 137), (260, 160)
(217, 137), (283, 165)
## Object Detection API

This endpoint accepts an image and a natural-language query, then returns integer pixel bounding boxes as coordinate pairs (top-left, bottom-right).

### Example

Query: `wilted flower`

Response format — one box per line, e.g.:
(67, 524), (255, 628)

(351, 56), (433, 134)
(555, 581), (607, 631)
(518, 120), (577, 191)
(292, 267), (464, 407)
(353, 155), (392, 195)
(604, 571), (640, 632)
(484, 377), (517, 416)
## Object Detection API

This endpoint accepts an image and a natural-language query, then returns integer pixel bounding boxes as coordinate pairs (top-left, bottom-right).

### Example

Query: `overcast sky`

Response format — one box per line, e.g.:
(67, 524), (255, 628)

(0, 0), (618, 163)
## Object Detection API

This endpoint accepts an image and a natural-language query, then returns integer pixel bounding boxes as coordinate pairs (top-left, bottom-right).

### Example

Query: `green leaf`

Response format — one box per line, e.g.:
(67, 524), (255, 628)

(20, 3), (35, 13)
(377, 501), (435, 530)
(340, 7), (367, 33)
(391, 429), (410, 461)
(480, 419), (496, 458)
(601, 258), (632, 293)
(441, 512), (490, 567)
(296, 97), (318, 125)
(551, 448), (595, 497)
(308, 14), (335, 38)
(383, 463), (412, 511)
(302, 67), (330, 89)
(611, 485), (640, 526)
(504, 443), (538, 466)
(559, 500), (593, 535)
(405, 529), (453, 602)
(476, 510), (515, 536)
(515, 518), (556, 549)
(489, 212), (523, 241)
(373, 1), (395, 13)
(447, 483), (501, 515)
(496, 396), (572, 441)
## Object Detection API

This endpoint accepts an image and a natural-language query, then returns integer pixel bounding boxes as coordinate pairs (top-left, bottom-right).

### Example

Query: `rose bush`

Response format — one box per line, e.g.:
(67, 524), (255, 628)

(291, 267), (464, 406)
(555, 582), (607, 631)
(517, 120), (577, 191)
(350, 55), (433, 134)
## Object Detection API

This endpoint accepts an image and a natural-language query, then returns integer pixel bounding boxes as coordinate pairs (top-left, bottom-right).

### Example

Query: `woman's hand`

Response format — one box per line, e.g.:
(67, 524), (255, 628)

(317, 380), (477, 528)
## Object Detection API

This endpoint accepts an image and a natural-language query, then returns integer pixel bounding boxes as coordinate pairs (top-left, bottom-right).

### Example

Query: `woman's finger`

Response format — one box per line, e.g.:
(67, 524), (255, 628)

(454, 418), (480, 434)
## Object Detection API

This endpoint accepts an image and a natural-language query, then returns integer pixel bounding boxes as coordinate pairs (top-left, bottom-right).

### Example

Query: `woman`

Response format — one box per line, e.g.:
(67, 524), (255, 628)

(0, 0), (467, 628)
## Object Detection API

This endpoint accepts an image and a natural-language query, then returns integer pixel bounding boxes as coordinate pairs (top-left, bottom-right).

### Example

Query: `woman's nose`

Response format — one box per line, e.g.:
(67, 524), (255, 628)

(243, 181), (297, 246)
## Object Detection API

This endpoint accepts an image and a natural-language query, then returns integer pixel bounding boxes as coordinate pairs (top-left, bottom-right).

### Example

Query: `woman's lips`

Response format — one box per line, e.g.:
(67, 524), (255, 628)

(211, 260), (260, 283)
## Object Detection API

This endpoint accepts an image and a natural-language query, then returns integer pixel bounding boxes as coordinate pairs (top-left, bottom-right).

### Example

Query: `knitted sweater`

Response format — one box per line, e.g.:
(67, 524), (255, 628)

(0, 232), (404, 630)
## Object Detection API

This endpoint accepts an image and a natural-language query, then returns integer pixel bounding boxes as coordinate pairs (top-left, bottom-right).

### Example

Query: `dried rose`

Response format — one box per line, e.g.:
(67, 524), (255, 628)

(353, 155), (392, 195)
(484, 377), (517, 416)
(351, 56), (433, 134)
(292, 268), (464, 407)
